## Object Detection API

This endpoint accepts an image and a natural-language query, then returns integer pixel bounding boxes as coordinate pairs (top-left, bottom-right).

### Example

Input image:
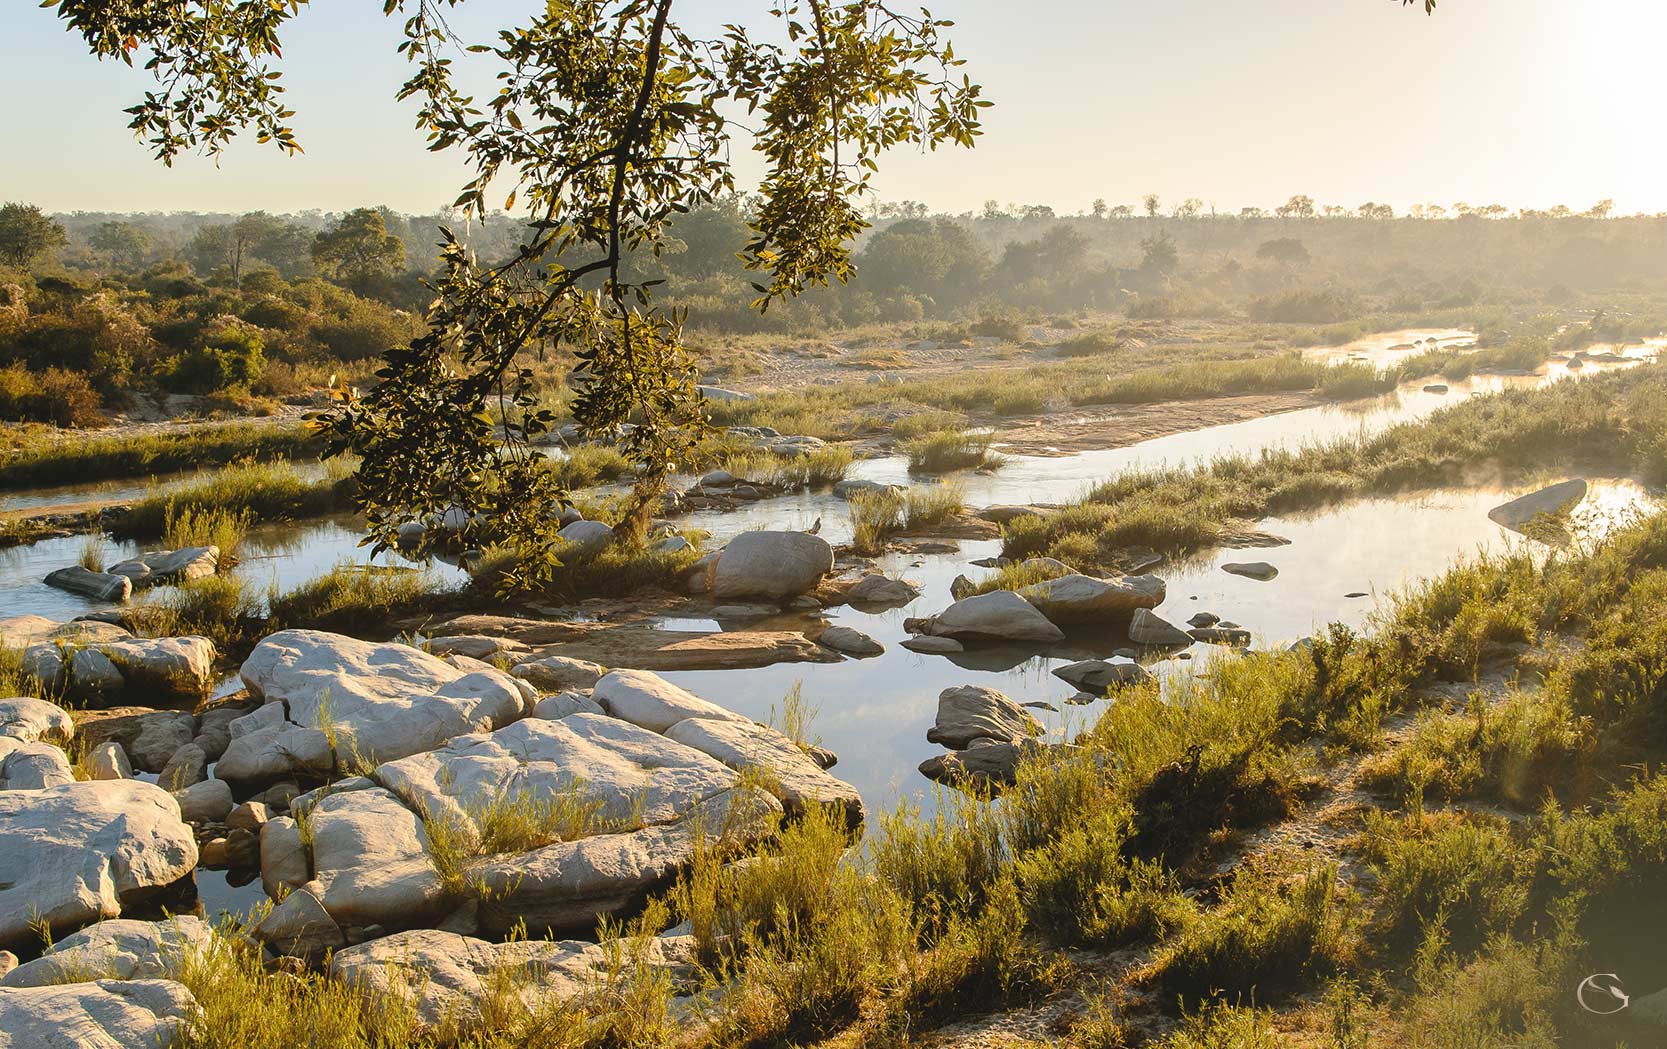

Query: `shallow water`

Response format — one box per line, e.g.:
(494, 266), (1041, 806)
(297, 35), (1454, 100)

(1302, 327), (1475, 368)
(0, 339), (1659, 817)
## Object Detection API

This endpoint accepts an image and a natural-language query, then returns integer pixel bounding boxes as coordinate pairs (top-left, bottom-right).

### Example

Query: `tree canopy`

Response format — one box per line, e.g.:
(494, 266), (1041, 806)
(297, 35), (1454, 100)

(42, 0), (987, 584)
(0, 203), (68, 268)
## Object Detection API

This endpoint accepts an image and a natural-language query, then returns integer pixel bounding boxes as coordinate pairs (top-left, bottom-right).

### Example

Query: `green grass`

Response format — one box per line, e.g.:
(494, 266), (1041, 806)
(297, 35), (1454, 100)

(112, 459), (356, 540)
(163, 502), (252, 558)
(1004, 365), (1667, 572)
(904, 429), (1003, 474)
(0, 421), (319, 490)
(265, 562), (449, 634)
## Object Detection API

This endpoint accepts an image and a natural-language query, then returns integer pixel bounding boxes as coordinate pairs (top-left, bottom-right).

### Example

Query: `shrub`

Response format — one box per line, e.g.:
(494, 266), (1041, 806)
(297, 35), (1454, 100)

(165, 327), (267, 394)
(904, 429), (1002, 474)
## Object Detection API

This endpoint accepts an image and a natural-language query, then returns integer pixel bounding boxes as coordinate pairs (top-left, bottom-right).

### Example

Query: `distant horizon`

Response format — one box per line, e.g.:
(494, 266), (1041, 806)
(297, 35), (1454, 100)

(5, 0), (1661, 217)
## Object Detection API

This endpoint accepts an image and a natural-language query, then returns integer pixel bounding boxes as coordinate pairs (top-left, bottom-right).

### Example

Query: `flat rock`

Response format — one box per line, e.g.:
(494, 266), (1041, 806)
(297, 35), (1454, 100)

(0, 615), (128, 650)
(217, 630), (525, 786)
(1, 917), (211, 987)
(711, 530), (834, 601)
(423, 615), (838, 672)
(1016, 573), (1165, 623)
(0, 979), (195, 1049)
(1488, 478), (1588, 534)
(424, 634), (527, 661)
(0, 780), (197, 949)
(331, 928), (699, 1033)
(1221, 561), (1278, 581)
(532, 690), (605, 720)
(593, 669), (752, 734)
(921, 590), (1065, 645)
(927, 686), (1042, 749)
(816, 625), (883, 657)
(1128, 608), (1194, 647)
(1051, 659), (1153, 692)
(901, 635), (964, 654)
(664, 716), (863, 825)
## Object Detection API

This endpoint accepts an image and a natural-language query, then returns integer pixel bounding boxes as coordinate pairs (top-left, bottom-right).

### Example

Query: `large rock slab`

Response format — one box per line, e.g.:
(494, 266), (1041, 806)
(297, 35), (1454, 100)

(0, 979), (195, 1049)
(472, 786), (781, 935)
(108, 546), (219, 586)
(43, 566), (132, 603)
(21, 635), (215, 704)
(375, 714), (739, 846)
(593, 669), (752, 734)
(330, 928), (699, 1033)
(919, 590), (1065, 644)
(0, 781), (197, 949)
(0, 697), (74, 743)
(664, 716), (863, 825)
(217, 630), (526, 786)
(1, 917), (211, 987)
(0, 615), (129, 650)
(926, 686), (1043, 749)
(422, 615), (839, 672)
(1488, 478), (1588, 534)
(0, 737), (73, 790)
(1016, 573), (1165, 624)
(711, 530), (834, 601)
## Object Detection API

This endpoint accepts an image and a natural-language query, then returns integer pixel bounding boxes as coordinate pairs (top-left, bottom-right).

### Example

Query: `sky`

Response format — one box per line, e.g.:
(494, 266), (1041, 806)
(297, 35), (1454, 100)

(2, 0), (1661, 216)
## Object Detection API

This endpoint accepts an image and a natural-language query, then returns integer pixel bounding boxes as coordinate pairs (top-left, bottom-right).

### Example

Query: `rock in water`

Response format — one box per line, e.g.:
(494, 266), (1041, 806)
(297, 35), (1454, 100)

(845, 574), (920, 607)
(1222, 562), (1278, 581)
(1015, 573), (1165, 624)
(42, 566), (132, 603)
(0, 781), (198, 949)
(920, 738), (1058, 790)
(927, 686), (1042, 749)
(920, 590), (1065, 644)
(1487, 478), (1588, 535)
(1128, 609), (1194, 647)
(711, 530), (834, 601)
(1051, 659), (1152, 692)
(816, 626), (883, 657)
(901, 635), (964, 654)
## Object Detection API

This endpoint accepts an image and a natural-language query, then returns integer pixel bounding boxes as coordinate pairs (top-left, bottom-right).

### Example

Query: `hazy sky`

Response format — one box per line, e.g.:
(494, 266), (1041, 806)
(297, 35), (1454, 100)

(3, 0), (1658, 215)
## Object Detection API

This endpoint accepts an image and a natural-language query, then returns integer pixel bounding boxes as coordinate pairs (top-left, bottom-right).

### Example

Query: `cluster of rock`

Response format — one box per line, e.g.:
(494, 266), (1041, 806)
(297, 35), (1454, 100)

(1, 615), (215, 705)
(43, 546), (221, 603)
(900, 564), (1165, 654)
(917, 685), (1062, 790)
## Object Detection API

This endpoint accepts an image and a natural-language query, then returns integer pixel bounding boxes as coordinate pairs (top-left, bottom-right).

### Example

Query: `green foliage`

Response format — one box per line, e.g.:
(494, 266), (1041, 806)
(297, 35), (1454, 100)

(0, 202), (66, 268)
(0, 422), (317, 490)
(266, 563), (446, 634)
(904, 429), (1002, 473)
(112, 460), (353, 540)
(310, 208), (406, 288)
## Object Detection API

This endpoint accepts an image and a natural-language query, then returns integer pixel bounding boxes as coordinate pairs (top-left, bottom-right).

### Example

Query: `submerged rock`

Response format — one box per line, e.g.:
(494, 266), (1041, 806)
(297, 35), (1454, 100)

(1222, 561), (1278, 581)
(901, 635), (965, 654)
(0, 780), (197, 949)
(816, 625), (883, 657)
(108, 546), (219, 587)
(1128, 609), (1194, 647)
(845, 573), (920, 607)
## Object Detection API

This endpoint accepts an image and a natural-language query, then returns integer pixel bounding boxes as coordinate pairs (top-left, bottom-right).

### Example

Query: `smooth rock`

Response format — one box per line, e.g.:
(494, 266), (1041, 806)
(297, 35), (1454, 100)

(845, 573), (920, 607)
(1488, 478), (1588, 533)
(816, 626), (883, 657)
(1016, 572), (1165, 623)
(251, 885), (344, 962)
(0, 781), (197, 949)
(1187, 612), (1220, 628)
(949, 574), (976, 600)
(0, 979), (195, 1048)
(511, 654), (608, 693)
(175, 778), (233, 824)
(556, 519), (614, 555)
(531, 690), (605, 720)
(85, 740), (132, 780)
(1190, 626), (1252, 645)
(927, 686), (1042, 749)
(308, 787), (454, 931)
(219, 630), (525, 785)
(0, 697), (74, 743)
(833, 479), (903, 500)
(920, 738), (1057, 790)
(157, 743), (207, 792)
(1, 916), (211, 987)
(593, 669), (751, 734)
(664, 716), (863, 825)
(43, 566), (132, 603)
(260, 817), (311, 899)
(711, 530), (835, 601)
(901, 635), (965, 654)
(1128, 608), (1194, 647)
(0, 737), (73, 790)
(921, 590), (1065, 644)
(1222, 561), (1278, 581)
(226, 801), (270, 834)
(1051, 659), (1153, 692)
(0, 615), (128, 650)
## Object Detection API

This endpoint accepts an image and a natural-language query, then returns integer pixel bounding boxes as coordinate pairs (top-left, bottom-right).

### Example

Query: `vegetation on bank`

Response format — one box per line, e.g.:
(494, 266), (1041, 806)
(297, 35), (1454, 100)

(0, 420), (317, 490)
(848, 482), (967, 555)
(110, 459), (355, 540)
(132, 506), (1667, 1047)
(1003, 363), (1667, 573)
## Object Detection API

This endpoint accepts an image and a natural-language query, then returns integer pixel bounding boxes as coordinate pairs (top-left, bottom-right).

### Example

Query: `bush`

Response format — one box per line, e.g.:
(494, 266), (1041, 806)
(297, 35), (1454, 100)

(165, 327), (267, 394)
(1249, 287), (1363, 323)
(0, 363), (105, 426)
